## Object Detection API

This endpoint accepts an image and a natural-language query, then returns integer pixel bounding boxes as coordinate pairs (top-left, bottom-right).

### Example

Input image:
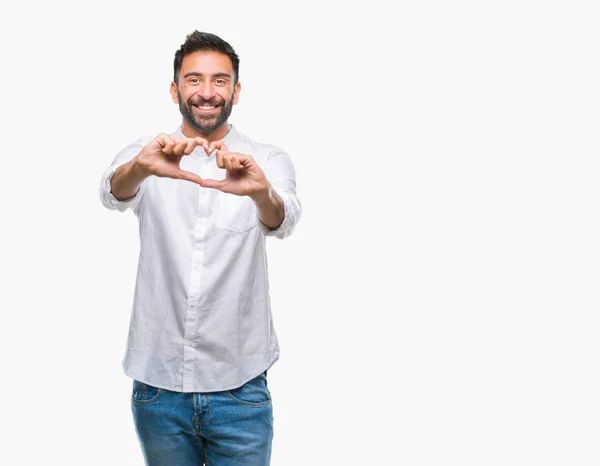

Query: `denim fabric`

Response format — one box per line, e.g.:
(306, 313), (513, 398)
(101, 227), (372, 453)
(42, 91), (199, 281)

(131, 372), (273, 465)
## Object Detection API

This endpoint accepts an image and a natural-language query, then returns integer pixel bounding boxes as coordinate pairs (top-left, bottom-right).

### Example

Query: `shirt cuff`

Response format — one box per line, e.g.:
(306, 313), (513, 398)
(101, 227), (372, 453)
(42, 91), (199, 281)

(258, 190), (301, 239)
(99, 162), (144, 212)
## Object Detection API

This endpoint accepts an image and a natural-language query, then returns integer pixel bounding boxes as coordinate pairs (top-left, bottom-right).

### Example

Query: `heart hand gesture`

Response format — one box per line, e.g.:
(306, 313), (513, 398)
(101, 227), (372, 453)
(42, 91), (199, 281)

(201, 141), (269, 199)
(135, 133), (210, 185)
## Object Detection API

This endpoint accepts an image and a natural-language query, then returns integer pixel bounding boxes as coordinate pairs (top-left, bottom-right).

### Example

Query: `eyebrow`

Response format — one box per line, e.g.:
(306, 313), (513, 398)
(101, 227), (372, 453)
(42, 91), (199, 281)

(183, 72), (232, 79)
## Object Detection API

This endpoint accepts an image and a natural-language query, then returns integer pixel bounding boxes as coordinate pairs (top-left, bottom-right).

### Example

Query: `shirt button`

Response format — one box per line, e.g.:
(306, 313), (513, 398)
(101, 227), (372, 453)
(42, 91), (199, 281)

(185, 340), (193, 346)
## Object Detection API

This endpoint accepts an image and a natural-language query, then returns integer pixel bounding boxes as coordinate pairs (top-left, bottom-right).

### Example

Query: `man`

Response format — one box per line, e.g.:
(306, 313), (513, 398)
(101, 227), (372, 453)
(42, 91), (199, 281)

(99, 31), (301, 465)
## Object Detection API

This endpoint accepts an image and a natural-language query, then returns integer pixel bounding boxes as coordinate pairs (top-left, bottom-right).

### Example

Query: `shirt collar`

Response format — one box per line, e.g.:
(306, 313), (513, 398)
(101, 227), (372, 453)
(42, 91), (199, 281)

(174, 123), (239, 148)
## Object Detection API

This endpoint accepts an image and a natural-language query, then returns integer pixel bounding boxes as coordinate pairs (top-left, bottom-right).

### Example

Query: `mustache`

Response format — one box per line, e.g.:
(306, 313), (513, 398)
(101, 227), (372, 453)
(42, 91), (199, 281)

(188, 96), (225, 106)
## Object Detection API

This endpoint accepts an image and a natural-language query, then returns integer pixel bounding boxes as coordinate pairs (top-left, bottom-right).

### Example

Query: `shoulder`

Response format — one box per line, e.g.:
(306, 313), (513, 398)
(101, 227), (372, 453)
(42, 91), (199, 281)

(119, 135), (154, 151)
(234, 130), (286, 161)
(112, 135), (154, 163)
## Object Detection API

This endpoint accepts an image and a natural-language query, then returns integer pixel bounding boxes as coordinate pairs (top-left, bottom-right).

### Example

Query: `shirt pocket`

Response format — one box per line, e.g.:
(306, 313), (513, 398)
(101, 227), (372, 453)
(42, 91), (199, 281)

(215, 193), (259, 233)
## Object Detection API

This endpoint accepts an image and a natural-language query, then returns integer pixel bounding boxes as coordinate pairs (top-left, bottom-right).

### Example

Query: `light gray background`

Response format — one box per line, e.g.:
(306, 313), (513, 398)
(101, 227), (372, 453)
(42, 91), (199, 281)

(0, 0), (598, 464)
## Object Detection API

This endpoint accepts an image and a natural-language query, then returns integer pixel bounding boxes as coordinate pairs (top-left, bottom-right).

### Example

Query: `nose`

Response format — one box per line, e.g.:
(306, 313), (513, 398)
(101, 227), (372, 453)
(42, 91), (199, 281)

(199, 81), (215, 100)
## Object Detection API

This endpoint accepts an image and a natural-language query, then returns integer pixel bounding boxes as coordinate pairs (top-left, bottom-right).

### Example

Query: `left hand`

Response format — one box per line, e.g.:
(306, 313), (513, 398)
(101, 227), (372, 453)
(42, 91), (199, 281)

(200, 141), (269, 199)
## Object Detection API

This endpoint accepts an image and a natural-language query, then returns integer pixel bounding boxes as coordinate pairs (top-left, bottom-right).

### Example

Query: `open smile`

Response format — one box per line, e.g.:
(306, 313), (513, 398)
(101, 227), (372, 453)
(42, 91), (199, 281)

(193, 104), (220, 114)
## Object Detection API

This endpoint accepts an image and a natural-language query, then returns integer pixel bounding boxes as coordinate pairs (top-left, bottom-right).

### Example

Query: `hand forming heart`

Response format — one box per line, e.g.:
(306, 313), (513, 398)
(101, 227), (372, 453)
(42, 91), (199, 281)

(200, 140), (270, 199)
(136, 133), (269, 199)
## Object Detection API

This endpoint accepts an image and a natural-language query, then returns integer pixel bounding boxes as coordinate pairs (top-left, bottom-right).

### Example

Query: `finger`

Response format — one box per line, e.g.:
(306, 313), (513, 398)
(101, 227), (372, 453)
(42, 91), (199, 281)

(232, 155), (244, 171)
(226, 154), (242, 171)
(189, 137), (209, 156)
(162, 139), (176, 155)
(208, 140), (229, 155)
(238, 153), (251, 163)
(162, 135), (178, 155)
(223, 154), (234, 171)
(216, 149), (226, 169)
(172, 139), (188, 155)
(156, 132), (172, 148)
(208, 140), (228, 153)
(200, 178), (227, 191)
(183, 139), (198, 155)
(155, 132), (171, 143)
(173, 170), (203, 185)
(191, 137), (209, 155)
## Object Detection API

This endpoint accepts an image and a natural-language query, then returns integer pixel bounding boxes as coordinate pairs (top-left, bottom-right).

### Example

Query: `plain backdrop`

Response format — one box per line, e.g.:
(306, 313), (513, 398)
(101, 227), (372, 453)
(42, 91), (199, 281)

(0, 0), (598, 464)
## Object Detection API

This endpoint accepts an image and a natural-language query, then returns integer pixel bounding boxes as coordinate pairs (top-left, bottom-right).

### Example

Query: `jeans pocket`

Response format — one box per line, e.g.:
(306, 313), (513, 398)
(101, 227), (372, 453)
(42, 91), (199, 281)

(226, 373), (271, 406)
(131, 379), (162, 404)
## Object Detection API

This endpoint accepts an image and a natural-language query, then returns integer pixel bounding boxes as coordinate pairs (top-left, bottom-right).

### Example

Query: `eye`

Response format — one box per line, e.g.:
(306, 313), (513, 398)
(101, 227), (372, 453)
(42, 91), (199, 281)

(215, 79), (226, 85)
(189, 78), (200, 84)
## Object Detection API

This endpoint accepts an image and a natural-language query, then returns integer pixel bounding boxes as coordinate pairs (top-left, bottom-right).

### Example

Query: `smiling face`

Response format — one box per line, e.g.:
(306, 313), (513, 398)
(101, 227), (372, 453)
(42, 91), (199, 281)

(170, 50), (241, 140)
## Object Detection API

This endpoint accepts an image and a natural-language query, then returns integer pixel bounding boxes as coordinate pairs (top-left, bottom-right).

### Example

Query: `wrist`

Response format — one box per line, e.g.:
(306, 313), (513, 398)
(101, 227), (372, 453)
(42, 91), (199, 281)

(249, 182), (272, 204)
(130, 156), (151, 181)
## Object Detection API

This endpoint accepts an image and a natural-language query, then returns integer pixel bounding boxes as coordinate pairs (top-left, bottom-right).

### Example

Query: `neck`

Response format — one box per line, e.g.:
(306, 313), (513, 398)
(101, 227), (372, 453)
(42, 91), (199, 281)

(180, 120), (230, 144)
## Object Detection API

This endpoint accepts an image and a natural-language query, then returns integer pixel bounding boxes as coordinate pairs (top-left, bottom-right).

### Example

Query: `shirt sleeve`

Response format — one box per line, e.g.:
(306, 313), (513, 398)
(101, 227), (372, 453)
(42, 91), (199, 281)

(258, 147), (302, 239)
(99, 137), (149, 212)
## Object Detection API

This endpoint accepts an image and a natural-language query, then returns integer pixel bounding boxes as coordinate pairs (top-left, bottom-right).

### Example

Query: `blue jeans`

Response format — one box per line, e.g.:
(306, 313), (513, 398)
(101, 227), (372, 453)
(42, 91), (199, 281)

(131, 372), (273, 465)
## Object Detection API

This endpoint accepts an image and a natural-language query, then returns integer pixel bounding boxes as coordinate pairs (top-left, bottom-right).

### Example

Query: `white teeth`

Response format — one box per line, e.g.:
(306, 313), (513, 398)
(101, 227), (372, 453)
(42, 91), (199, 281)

(197, 105), (215, 109)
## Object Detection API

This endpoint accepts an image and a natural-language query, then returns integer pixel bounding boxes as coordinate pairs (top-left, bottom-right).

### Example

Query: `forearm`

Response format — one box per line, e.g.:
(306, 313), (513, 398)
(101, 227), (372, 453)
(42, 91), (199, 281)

(110, 157), (150, 201)
(251, 184), (285, 230)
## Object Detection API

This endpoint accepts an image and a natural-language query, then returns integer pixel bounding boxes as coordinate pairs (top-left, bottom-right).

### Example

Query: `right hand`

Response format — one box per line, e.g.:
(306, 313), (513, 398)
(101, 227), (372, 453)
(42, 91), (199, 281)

(133, 133), (210, 185)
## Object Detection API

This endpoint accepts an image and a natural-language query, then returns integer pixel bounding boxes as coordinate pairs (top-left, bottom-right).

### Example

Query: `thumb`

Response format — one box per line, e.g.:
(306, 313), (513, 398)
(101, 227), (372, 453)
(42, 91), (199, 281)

(174, 170), (203, 185)
(200, 178), (226, 191)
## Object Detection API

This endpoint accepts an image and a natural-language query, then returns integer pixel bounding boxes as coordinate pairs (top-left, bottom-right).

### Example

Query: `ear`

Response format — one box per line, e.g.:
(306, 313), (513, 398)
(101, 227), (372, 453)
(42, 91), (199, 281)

(170, 82), (179, 104)
(232, 81), (241, 105)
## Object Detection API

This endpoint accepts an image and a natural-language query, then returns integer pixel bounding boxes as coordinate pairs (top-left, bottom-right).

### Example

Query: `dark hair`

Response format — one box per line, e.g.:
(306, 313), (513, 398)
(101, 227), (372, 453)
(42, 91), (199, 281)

(173, 31), (240, 85)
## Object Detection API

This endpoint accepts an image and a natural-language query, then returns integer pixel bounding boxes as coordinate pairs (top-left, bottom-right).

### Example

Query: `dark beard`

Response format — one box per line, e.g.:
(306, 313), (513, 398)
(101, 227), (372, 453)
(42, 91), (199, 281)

(178, 90), (234, 133)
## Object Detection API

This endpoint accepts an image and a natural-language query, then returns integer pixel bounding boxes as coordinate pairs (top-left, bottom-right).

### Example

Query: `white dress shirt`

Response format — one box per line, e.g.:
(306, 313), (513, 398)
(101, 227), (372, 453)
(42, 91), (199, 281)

(99, 125), (301, 392)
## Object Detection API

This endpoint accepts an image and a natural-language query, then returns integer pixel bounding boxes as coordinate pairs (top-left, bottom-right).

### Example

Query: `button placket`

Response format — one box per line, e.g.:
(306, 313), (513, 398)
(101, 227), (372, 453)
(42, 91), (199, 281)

(181, 161), (212, 392)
